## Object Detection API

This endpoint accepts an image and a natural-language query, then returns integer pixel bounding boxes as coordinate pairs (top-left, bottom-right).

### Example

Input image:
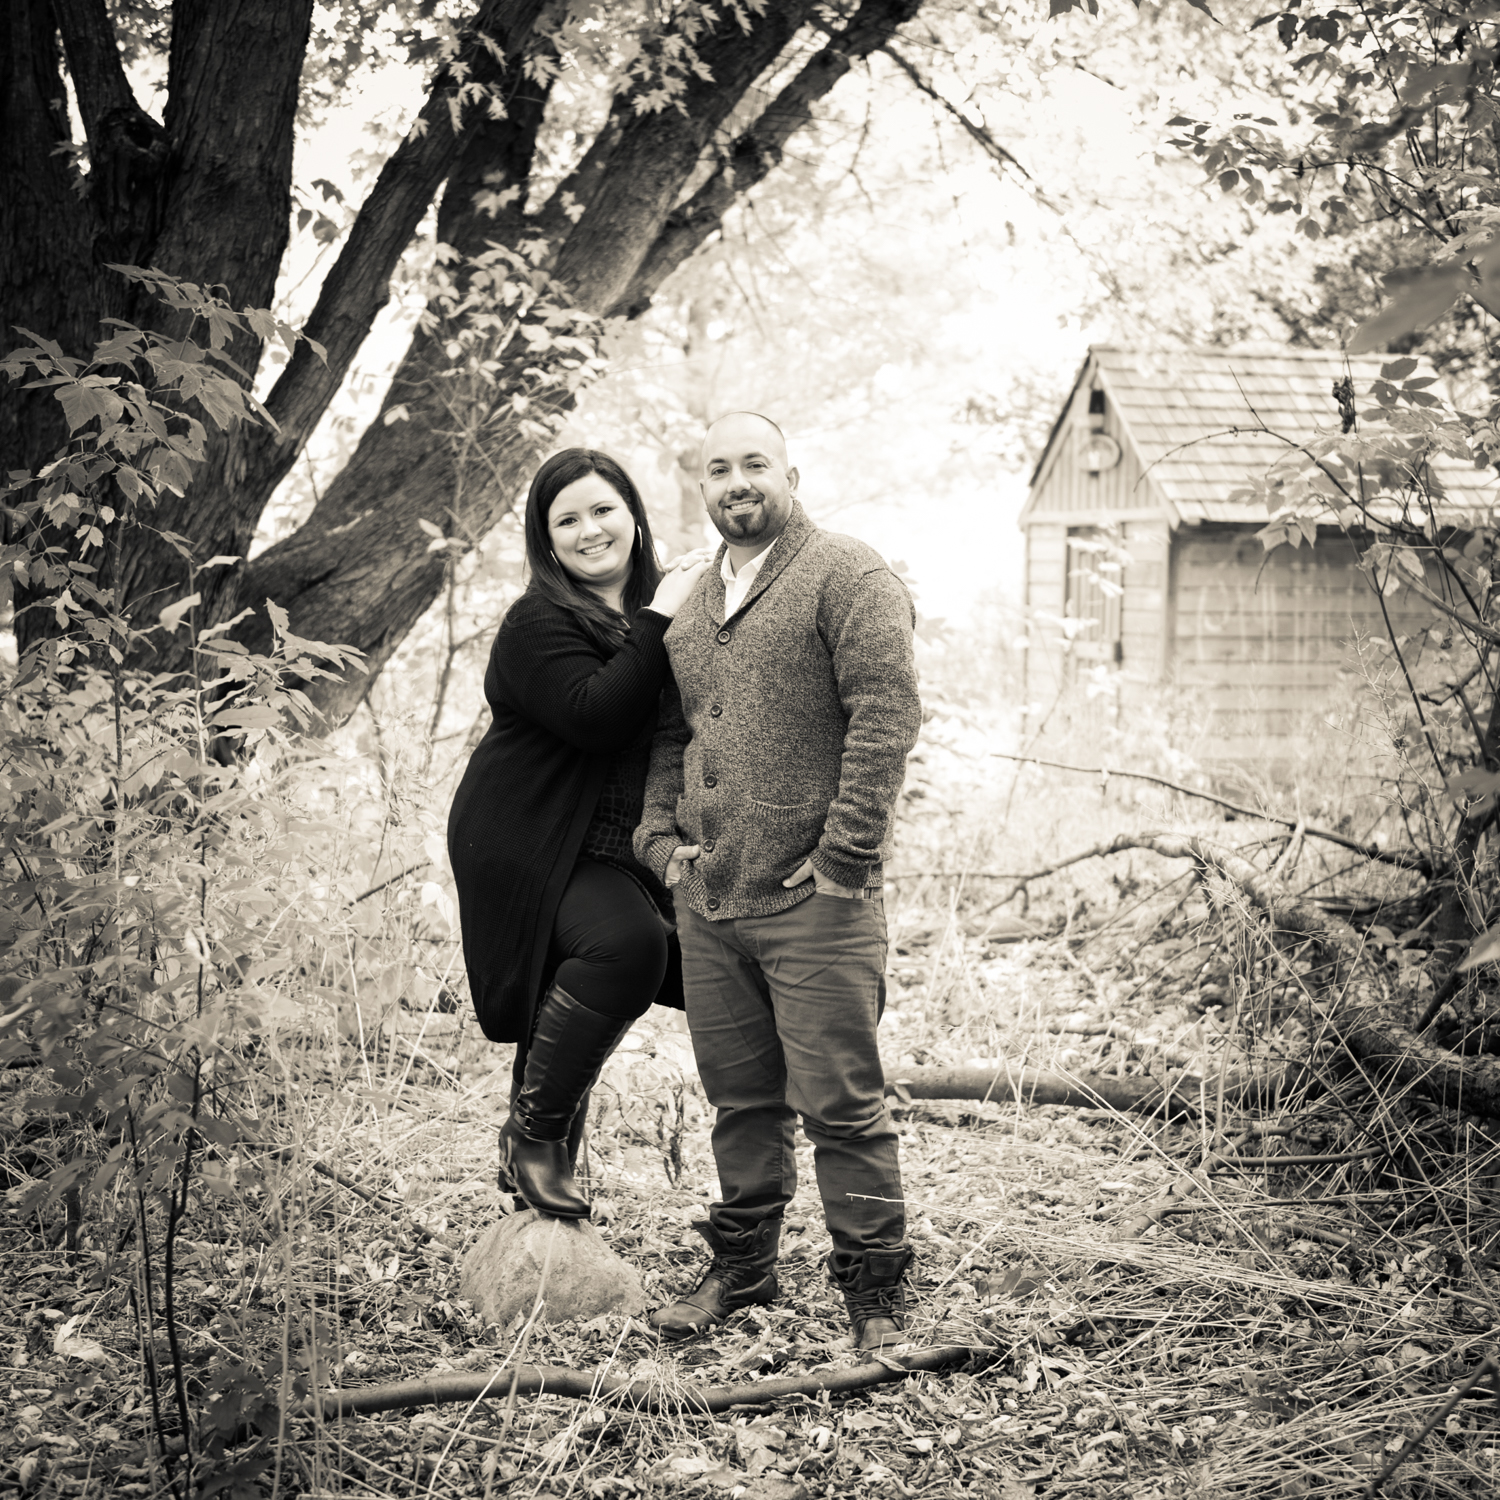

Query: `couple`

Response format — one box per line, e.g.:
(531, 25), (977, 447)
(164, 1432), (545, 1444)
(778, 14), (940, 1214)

(447, 412), (923, 1351)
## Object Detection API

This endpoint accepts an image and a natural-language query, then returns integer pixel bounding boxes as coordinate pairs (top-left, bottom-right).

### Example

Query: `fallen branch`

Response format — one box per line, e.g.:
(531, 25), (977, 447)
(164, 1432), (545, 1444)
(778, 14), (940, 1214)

(1366, 1353), (1499, 1497)
(1098, 836), (1500, 1116)
(884, 1061), (1289, 1119)
(993, 755), (1432, 875)
(298, 1344), (977, 1420)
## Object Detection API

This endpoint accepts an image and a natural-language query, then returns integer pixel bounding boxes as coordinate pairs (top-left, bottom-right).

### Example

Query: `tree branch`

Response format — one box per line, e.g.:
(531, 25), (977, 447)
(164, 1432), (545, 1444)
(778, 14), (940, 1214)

(257, 0), (549, 468)
(49, 0), (138, 142)
(881, 44), (1039, 186)
(610, 0), (926, 318)
(299, 1345), (976, 1420)
(994, 753), (1434, 875)
(547, 1), (815, 311)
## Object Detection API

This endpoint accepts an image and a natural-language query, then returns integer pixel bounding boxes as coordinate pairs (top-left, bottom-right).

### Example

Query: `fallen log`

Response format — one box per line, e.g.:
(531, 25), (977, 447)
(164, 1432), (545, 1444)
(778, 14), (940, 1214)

(1331, 988), (1500, 1119)
(298, 1344), (977, 1420)
(888, 1063), (1196, 1116)
(884, 1062), (1291, 1118)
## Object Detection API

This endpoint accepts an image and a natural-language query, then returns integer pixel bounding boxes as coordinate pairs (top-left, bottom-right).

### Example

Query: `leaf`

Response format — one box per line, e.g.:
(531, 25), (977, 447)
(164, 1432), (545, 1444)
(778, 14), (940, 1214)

(56, 380), (123, 434)
(1444, 767), (1500, 819)
(1471, 237), (1500, 321)
(1380, 357), (1419, 380)
(52, 1316), (108, 1365)
(157, 592), (201, 632)
(1348, 262), (1466, 353)
(208, 704), (281, 731)
(1459, 923), (1500, 972)
(417, 517), (444, 538)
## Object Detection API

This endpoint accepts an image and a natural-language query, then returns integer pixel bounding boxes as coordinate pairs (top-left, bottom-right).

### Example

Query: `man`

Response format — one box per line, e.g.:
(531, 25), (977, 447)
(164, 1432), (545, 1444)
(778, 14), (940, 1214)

(633, 411), (923, 1351)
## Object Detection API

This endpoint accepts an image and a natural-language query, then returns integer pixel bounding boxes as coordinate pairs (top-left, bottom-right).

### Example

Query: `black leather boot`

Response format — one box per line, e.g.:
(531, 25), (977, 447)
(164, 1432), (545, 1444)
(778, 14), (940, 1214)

(499, 1084), (589, 1207)
(830, 1247), (914, 1352)
(500, 985), (627, 1219)
(647, 1219), (781, 1338)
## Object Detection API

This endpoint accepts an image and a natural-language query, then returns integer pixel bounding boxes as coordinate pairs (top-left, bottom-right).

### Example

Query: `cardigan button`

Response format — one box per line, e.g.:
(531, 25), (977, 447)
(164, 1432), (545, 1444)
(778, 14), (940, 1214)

(706, 897), (720, 911)
(704, 774), (718, 788)
(710, 704), (722, 717)
(716, 629), (732, 644)
(702, 839), (716, 853)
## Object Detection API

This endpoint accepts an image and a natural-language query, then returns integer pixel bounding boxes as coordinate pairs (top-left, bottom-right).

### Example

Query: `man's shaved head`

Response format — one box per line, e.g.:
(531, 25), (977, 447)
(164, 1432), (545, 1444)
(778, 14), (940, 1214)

(701, 411), (788, 468)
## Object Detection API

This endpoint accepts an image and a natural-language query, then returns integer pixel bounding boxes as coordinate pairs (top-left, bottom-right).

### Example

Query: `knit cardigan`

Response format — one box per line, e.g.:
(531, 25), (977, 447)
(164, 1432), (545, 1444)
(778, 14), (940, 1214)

(448, 593), (681, 1043)
(634, 502), (922, 921)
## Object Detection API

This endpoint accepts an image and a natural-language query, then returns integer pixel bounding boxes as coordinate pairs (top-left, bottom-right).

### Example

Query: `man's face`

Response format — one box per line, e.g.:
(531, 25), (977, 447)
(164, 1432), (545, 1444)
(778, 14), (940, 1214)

(699, 415), (797, 546)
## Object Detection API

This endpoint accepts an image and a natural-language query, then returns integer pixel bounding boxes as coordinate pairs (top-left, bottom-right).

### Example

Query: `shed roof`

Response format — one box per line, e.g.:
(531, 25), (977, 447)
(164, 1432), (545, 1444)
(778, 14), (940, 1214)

(1025, 344), (1499, 526)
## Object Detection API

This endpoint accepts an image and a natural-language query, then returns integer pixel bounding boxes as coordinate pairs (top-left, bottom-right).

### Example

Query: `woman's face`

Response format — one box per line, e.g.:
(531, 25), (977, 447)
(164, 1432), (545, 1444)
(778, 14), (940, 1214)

(546, 472), (635, 597)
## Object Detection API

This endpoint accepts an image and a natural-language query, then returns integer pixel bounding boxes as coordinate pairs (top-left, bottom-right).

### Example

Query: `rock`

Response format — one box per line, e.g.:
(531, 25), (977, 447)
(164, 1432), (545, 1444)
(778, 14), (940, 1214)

(459, 1210), (648, 1326)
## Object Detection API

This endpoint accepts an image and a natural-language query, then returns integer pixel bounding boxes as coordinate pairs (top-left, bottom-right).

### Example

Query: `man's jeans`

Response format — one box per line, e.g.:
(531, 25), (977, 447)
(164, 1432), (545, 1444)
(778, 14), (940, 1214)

(677, 894), (905, 1274)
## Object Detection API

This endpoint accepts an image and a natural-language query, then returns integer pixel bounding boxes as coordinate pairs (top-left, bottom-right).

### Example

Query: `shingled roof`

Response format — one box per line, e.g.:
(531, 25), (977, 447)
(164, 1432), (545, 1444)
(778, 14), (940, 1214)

(1030, 344), (1499, 524)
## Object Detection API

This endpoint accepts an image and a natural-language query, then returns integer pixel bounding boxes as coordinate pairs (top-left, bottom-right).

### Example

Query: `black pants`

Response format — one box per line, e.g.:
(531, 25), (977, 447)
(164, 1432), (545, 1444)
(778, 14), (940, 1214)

(511, 859), (670, 1097)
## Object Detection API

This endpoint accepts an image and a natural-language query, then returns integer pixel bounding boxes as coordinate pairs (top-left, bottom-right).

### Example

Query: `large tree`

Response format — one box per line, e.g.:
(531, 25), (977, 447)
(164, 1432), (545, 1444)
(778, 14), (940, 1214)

(2, 0), (940, 724)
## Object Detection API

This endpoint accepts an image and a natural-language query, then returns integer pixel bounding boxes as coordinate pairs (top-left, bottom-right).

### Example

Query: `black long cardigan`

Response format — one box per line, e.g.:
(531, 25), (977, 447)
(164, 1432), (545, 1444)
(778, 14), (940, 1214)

(447, 592), (684, 1044)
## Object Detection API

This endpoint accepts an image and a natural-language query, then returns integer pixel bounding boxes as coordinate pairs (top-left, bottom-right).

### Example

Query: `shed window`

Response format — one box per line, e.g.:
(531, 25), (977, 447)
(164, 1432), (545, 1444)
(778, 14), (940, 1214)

(1088, 389), (1106, 416)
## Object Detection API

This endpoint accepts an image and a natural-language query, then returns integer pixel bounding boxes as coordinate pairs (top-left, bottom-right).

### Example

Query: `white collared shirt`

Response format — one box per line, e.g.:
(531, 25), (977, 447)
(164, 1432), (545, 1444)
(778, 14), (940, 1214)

(721, 541), (775, 620)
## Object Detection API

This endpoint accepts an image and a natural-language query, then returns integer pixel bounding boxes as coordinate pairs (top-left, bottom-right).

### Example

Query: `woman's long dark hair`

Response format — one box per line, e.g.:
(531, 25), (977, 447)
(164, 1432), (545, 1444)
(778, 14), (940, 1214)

(522, 448), (665, 650)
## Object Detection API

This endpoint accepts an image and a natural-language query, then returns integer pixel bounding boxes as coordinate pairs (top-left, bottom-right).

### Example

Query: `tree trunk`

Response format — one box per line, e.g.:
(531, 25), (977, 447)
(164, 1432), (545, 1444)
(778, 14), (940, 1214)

(231, 0), (926, 725)
(229, 0), (826, 719)
(4, 0), (926, 719)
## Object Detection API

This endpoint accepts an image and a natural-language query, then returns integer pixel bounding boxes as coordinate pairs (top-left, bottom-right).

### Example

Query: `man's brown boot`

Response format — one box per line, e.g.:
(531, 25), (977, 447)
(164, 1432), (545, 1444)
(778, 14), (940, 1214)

(831, 1247), (914, 1352)
(648, 1219), (781, 1338)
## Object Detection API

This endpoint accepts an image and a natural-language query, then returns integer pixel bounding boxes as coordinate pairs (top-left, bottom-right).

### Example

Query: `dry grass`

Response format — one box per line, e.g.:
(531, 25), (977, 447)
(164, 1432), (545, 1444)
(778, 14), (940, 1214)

(3, 670), (1499, 1497)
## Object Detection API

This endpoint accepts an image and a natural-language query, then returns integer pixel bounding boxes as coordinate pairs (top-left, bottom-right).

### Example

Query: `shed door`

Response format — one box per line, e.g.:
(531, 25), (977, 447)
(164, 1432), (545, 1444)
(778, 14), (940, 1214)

(1067, 527), (1123, 667)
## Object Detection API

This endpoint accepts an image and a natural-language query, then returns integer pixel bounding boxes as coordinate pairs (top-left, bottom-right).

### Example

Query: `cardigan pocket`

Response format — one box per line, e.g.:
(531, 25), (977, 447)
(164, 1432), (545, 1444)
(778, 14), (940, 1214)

(746, 797), (827, 887)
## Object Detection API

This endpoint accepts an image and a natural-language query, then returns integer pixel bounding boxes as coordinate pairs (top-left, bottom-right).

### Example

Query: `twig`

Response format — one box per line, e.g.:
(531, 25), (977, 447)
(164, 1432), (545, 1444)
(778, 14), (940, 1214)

(287, 1155), (458, 1257)
(1365, 1353), (1499, 1496)
(351, 860), (430, 905)
(1133, 1202), (1358, 1247)
(309, 1159), (401, 1208)
(1217, 1149), (1384, 1169)
(992, 754), (1432, 874)
(297, 1345), (976, 1419)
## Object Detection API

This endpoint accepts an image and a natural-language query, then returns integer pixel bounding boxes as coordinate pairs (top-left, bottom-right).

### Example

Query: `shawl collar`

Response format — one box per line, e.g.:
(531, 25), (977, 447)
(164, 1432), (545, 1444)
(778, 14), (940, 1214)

(706, 501), (817, 626)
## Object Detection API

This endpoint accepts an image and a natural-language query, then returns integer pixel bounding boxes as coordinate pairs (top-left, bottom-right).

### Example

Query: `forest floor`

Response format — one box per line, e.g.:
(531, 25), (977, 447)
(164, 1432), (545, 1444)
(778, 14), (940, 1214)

(2, 903), (1498, 1499)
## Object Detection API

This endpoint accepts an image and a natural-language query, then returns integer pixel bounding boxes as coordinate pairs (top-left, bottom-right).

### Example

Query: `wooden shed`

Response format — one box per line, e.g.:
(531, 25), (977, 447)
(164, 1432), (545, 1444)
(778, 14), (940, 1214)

(1019, 345), (1497, 763)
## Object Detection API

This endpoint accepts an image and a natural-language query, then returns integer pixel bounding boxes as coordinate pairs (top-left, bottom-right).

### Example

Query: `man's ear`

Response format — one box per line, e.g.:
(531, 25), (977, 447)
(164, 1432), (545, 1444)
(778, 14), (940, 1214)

(787, 465), (799, 496)
(698, 479), (707, 504)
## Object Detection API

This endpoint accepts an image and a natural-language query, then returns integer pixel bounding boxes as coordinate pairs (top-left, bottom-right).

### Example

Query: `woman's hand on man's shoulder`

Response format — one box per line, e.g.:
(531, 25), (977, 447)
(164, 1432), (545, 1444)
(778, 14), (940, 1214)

(647, 552), (713, 618)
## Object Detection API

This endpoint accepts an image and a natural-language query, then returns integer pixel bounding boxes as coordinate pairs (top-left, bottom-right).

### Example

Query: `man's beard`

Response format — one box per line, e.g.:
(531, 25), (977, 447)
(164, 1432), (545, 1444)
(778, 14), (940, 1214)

(717, 491), (772, 539)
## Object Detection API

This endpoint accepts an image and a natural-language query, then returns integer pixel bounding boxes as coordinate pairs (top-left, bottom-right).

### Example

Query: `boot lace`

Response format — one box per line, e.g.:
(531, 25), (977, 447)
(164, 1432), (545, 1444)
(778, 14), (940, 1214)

(701, 1254), (763, 1294)
(843, 1282), (906, 1327)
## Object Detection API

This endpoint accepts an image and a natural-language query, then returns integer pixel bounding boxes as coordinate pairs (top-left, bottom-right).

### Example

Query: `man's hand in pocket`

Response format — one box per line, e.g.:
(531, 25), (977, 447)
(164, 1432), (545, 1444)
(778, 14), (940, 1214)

(782, 858), (860, 899)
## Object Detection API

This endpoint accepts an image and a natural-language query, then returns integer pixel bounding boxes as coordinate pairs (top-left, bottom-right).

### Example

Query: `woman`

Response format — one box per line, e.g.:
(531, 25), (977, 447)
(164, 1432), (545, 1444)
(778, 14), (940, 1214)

(448, 448), (709, 1220)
